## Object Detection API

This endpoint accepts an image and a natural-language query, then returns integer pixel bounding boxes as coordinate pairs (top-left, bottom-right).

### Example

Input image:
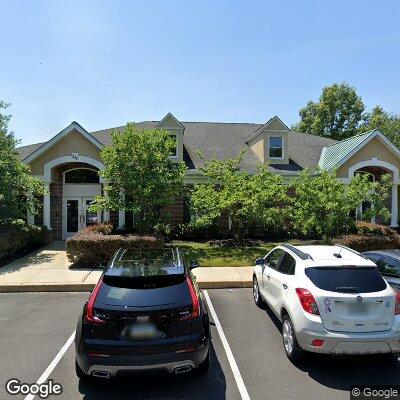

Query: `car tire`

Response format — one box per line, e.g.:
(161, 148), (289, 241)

(75, 360), (88, 380)
(282, 314), (303, 363)
(253, 275), (265, 308)
(196, 348), (210, 374)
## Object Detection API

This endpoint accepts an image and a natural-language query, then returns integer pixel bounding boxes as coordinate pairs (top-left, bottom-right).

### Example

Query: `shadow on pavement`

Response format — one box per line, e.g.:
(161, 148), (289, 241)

(296, 353), (400, 390)
(262, 301), (400, 391)
(78, 345), (228, 400)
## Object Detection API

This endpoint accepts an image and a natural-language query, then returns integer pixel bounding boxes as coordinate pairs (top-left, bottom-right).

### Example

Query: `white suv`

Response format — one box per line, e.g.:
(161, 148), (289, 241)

(253, 244), (400, 361)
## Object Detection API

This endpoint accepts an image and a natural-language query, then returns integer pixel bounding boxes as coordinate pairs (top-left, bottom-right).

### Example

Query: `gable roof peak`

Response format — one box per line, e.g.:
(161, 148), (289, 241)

(245, 115), (289, 143)
(22, 121), (103, 164)
(156, 112), (184, 129)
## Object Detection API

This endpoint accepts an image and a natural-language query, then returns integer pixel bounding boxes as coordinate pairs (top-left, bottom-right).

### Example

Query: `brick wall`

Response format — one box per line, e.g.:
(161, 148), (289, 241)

(162, 196), (184, 226)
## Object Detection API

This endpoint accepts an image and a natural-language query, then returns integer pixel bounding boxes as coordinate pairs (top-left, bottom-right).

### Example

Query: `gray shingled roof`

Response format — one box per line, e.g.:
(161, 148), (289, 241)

(17, 121), (337, 172)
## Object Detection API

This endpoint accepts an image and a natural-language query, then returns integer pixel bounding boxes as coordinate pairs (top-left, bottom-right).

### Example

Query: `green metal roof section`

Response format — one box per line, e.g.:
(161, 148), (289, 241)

(318, 130), (377, 171)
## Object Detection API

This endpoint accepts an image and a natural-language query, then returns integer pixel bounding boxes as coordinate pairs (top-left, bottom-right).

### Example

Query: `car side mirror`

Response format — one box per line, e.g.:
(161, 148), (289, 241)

(255, 258), (265, 266)
(190, 260), (200, 269)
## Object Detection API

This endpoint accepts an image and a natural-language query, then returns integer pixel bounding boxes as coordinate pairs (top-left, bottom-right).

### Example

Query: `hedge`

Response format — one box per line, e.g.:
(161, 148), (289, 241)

(0, 219), (49, 262)
(335, 222), (400, 252)
(66, 234), (165, 265)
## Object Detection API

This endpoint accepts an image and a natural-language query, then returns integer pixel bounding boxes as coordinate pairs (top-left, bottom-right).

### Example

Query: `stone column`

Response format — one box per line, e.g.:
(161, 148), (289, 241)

(43, 182), (51, 229)
(391, 184), (398, 227)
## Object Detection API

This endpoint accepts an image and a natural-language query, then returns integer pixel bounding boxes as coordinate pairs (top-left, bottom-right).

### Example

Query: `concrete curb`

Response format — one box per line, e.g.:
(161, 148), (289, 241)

(0, 280), (253, 293)
(0, 283), (95, 293)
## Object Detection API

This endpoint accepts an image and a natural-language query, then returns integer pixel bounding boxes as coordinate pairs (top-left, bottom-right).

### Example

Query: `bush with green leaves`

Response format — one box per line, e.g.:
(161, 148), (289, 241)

(0, 219), (48, 261)
(0, 101), (43, 219)
(289, 169), (391, 240)
(92, 123), (186, 233)
(66, 233), (164, 265)
(190, 153), (289, 241)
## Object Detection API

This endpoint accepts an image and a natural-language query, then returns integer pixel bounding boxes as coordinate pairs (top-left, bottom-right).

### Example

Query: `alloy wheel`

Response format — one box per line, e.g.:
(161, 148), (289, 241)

(283, 320), (294, 355)
(253, 278), (259, 303)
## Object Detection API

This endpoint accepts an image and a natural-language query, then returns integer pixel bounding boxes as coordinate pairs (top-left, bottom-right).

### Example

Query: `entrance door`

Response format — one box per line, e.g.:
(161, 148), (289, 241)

(83, 197), (100, 227)
(62, 197), (100, 239)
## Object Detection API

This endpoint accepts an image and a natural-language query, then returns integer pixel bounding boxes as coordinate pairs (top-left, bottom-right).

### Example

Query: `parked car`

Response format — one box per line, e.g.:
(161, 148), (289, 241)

(75, 247), (210, 379)
(253, 244), (400, 361)
(362, 250), (400, 290)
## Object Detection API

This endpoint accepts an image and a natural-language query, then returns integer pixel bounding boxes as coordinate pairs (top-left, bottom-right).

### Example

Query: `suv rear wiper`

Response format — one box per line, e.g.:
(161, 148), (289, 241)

(335, 286), (358, 293)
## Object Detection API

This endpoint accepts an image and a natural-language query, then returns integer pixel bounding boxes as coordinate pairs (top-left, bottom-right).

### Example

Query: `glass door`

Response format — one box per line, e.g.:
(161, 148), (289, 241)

(63, 197), (101, 238)
(63, 198), (82, 238)
(83, 198), (99, 227)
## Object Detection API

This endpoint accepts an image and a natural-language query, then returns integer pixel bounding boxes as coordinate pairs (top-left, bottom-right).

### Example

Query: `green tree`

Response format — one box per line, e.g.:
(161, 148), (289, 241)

(92, 123), (186, 232)
(293, 82), (365, 140)
(360, 106), (400, 148)
(190, 154), (289, 241)
(0, 101), (43, 219)
(289, 169), (390, 240)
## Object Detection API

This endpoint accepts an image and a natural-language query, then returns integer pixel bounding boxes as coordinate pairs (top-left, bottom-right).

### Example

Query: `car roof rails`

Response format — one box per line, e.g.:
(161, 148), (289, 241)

(282, 244), (313, 261)
(334, 244), (366, 259)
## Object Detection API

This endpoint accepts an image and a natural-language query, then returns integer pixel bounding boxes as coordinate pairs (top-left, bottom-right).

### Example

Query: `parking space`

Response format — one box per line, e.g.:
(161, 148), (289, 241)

(1, 289), (399, 400)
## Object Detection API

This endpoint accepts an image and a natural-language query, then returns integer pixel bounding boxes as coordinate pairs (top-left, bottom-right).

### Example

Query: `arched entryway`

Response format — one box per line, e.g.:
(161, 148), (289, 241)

(42, 156), (105, 239)
(347, 159), (399, 227)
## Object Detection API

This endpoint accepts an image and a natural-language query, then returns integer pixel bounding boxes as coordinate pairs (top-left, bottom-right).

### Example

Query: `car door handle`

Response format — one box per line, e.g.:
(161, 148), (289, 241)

(266, 275), (271, 280)
(282, 283), (288, 289)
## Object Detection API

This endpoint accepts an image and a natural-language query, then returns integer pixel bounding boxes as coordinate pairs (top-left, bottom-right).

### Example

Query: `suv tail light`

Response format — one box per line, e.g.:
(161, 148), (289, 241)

(395, 291), (400, 315)
(85, 278), (105, 325)
(178, 276), (200, 321)
(296, 288), (320, 315)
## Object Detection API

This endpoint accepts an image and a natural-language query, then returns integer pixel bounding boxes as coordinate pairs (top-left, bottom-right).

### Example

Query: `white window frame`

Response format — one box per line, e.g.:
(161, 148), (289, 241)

(268, 136), (284, 160)
(169, 133), (178, 159)
(63, 167), (100, 184)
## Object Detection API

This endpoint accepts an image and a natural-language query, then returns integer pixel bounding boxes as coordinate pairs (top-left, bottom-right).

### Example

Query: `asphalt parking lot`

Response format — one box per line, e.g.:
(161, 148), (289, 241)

(1, 289), (399, 400)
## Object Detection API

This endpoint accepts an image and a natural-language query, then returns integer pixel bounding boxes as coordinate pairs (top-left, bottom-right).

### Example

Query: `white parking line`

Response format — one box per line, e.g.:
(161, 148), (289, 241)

(203, 290), (251, 400)
(24, 331), (76, 400)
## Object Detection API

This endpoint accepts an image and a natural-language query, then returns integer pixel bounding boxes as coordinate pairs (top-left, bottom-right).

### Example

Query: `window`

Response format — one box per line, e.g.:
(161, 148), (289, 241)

(305, 266), (387, 293)
(378, 256), (400, 278)
(279, 253), (296, 275)
(169, 134), (178, 157)
(64, 169), (99, 184)
(269, 137), (283, 159)
(363, 253), (382, 264)
(265, 249), (284, 270)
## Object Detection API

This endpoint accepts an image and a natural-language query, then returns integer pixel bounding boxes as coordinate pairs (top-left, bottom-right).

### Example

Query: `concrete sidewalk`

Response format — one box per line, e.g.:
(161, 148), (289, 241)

(0, 242), (253, 292)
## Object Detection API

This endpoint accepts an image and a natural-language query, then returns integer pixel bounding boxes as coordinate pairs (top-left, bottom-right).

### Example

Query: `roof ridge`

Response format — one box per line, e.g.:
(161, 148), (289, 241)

(17, 141), (45, 149)
(324, 129), (376, 148)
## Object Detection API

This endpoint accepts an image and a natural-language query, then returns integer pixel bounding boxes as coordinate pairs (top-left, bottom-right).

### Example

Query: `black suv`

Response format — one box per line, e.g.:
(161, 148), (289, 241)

(75, 247), (210, 379)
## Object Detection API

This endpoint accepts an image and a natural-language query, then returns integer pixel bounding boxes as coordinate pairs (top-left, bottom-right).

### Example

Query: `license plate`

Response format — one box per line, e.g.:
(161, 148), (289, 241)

(127, 323), (158, 340)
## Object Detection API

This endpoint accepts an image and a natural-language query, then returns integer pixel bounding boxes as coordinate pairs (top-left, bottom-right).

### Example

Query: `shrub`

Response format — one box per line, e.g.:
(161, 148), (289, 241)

(66, 234), (164, 265)
(79, 222), (113, 235)
(0, 219), (48, 262)
(354, 221), (398, 238)
(335, 222), (400, 252)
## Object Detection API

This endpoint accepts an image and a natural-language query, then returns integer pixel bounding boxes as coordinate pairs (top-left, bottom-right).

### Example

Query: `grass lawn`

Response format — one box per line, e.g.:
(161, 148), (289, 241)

(173, 239), (320, 267)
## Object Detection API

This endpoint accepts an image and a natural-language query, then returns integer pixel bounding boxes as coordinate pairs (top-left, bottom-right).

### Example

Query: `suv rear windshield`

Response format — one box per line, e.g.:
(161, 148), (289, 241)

(305, 266), (387, 293)
(103, 248), (185, 289)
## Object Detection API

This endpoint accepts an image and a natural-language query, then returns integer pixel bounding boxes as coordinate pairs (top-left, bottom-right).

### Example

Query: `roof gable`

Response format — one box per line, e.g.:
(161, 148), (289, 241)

(22, 121), (103, 164)
(246, 116), (289, 143)
(318, 130), (400, 171)
(156, 112), (184, 130)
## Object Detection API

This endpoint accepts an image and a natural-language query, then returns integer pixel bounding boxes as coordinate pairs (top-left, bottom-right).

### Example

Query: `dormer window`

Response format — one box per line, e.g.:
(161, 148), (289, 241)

(269, 136), (283, 159)
(169, 134), (178, 158)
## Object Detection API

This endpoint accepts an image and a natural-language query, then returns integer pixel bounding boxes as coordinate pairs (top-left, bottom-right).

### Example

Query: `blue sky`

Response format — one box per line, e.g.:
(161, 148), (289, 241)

(1, 0), (400, 146)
